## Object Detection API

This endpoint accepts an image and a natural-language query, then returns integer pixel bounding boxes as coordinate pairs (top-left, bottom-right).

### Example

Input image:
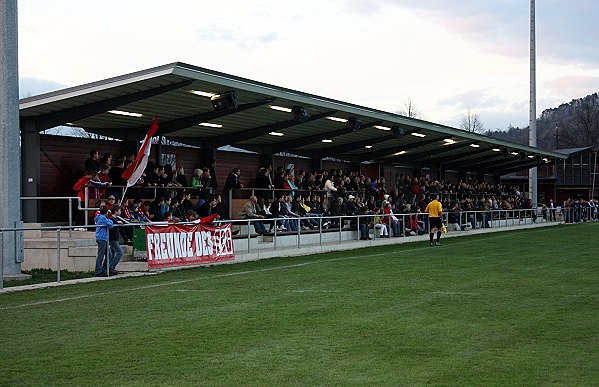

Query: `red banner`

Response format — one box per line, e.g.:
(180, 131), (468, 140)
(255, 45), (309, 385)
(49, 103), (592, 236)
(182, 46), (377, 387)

(145, 222), (235, 268)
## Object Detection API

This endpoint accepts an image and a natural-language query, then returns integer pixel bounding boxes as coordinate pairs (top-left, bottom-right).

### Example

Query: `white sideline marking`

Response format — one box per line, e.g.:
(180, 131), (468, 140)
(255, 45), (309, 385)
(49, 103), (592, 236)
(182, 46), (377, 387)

(173, 289), (216, 293)
(287, 289), (343, 293)
(0, 229), (550, 311)
(431, 291), (480, 296)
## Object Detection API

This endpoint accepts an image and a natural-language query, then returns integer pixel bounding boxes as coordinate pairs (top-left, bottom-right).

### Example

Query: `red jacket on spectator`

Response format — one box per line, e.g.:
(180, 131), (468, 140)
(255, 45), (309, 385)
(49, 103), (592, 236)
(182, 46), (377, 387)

(73, 176), (91, 202)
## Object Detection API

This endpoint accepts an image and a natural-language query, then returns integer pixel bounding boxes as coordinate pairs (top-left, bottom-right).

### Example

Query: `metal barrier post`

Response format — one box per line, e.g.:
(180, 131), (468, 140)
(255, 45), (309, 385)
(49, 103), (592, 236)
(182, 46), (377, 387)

(247, 219), (251, 254)
(356, 215), (360, 241)
(56, 228), (61, 282)
(297, 218), (301, 248)
(106, 226), (111, 277)
(338, 216), (342, 244)
(273, 219), (277, 251)
(319, 217), (323, 246)
(0, 230), (4, 290)
(84, 187), (89, 227)
(228, 190), (233, 220)
(68, 198), (73, 239)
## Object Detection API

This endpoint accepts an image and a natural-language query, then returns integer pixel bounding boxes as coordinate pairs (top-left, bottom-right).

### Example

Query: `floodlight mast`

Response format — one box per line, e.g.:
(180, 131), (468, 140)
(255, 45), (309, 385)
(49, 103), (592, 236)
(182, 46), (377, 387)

(529, 0), (538, 208)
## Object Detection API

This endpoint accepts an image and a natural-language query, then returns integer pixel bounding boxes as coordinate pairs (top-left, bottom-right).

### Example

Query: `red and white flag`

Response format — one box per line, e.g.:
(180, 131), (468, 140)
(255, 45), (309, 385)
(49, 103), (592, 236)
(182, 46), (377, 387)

(122, 116), (159, 187)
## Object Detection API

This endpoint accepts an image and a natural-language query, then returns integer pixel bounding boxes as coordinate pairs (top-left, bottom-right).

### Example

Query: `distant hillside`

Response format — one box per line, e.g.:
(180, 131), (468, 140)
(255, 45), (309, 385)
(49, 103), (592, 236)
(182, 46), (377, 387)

(485, 93), (599, 150)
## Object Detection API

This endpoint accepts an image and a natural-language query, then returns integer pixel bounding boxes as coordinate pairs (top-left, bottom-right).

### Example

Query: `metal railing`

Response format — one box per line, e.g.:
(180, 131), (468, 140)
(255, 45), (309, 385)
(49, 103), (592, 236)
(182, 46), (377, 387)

(4, 206), (597, 290)
(20, 196), (81, 238)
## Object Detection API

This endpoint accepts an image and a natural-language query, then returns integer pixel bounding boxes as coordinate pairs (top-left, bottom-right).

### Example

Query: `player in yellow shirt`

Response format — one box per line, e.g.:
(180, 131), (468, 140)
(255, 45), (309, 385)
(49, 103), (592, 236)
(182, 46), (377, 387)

(425, 194), (443, 246)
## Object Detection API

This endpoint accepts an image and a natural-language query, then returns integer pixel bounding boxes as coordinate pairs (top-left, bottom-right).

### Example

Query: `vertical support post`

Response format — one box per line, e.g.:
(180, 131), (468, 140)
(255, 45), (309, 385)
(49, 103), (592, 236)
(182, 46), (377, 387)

(0, 0), (23, 275)
(529, 0), (538, 208)
(56, 229), (61, 282)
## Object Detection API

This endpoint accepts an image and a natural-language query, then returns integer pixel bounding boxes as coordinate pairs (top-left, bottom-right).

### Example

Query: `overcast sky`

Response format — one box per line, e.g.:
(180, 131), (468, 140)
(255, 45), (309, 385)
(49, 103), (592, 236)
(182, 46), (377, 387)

(17, 0), (599, 131)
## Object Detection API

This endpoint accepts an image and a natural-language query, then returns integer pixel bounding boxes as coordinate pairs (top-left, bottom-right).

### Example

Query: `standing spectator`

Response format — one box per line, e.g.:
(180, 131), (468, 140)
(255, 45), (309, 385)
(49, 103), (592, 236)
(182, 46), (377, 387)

(176, 166), (189, 187)
(223, 167), (244, 199)
(94, 205), (113, 277)
(108, 204), (124, 275)
(84, 149), (101, 172)
(255, 167), (274, 199)
(201, 167), (214, 197)
(208, 158), (218, 191)
(108, 158), (127, 198)
(98, 164), (112, 199)
(100, 152), (112, 167)
(191, 168), (203, 197)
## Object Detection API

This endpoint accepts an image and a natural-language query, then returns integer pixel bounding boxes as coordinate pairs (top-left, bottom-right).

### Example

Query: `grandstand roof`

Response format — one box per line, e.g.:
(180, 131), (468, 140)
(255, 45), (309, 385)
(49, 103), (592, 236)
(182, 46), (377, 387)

(19, 62), (566, 175)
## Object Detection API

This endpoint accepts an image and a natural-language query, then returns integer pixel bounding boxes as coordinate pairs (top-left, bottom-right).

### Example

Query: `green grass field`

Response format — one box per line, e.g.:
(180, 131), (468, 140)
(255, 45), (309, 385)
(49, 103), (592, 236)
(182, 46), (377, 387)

(2, 223), (599, 386)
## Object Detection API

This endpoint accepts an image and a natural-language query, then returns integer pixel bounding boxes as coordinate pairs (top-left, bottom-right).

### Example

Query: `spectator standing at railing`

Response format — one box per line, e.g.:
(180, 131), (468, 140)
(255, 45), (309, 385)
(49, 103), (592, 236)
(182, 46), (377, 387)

(294, 169), (305, 190)
(223, 167), (243, 198)
(324, 176), (337, 198)
(176, 166), (188, 188)
(200, 167), (213, 197)
(98, 164), (112, 199)
(100, 152), (112, 167)
(425, 194), (443, 247)
(108, 158), (127, 199)
(273, 166), (285, 191)
(94, 205), (114, 277)
(256, 167), (274, 199)
(191, 168), (203, 198)
(84, 149), (101, 172)
(207, 158), (218, 191)
(548, 199), (556, 221)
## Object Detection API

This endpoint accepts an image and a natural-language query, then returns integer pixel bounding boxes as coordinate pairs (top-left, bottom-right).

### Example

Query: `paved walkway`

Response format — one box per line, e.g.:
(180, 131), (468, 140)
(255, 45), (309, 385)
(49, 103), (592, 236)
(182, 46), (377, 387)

(1, 271), (157, 294)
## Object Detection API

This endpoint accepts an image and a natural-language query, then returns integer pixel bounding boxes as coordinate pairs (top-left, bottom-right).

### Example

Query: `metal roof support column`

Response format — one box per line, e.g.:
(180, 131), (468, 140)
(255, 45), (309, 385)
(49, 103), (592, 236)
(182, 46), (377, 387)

(21, 119), (40, 222)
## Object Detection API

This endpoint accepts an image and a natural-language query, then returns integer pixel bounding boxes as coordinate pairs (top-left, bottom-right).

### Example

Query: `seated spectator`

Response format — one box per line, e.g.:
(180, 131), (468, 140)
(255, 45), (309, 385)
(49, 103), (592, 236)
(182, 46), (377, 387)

(373, 207), (389, 238)
(383, 202), (403, 237)
(357, 207), (372, 240)
(238, 195), (267, 235)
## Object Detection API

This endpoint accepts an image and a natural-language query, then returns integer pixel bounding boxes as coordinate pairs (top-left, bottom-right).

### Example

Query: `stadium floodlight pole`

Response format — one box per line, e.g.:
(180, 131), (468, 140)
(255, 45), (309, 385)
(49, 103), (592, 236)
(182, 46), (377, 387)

(0, 0), (24, 279)
(529, 0), (538, 208)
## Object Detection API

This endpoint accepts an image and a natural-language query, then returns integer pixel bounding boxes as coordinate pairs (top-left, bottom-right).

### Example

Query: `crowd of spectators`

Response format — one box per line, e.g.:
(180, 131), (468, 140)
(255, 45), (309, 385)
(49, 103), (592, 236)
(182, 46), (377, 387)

(75, 148), (570, 237)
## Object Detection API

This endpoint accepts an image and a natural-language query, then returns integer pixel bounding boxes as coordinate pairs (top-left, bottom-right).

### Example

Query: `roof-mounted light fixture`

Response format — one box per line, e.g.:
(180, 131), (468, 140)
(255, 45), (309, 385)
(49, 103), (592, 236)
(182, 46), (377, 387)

(470, 143), (480, 148)
(322, 139), (333, 143)
(492, 148), (501, 152)
(270, 105), (292, 113)
(199, 122), (223, 128)
(326, 117), (348, 123)
(365, 145), (373, 149)
(108, 110), (143, 117)
(374, 125), (391, 131)
(394, 150), (407, 156)
(269, 132), (285, 136)
(190, 90), (217, 98)
(411, 132), (426, 138)
(443, 138), (457, 145)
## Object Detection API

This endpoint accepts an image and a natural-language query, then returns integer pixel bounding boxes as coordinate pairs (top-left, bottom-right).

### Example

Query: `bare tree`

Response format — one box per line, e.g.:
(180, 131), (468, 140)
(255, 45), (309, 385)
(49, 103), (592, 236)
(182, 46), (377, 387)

(396, 98), (422, 119)
(459, 108), (485, 134)
(558, 107), (599, 148)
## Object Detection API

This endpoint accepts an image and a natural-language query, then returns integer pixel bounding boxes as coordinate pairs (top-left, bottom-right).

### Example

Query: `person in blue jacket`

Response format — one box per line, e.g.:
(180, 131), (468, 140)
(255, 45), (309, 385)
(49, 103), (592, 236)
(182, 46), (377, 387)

(95, 205), (114, 277)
